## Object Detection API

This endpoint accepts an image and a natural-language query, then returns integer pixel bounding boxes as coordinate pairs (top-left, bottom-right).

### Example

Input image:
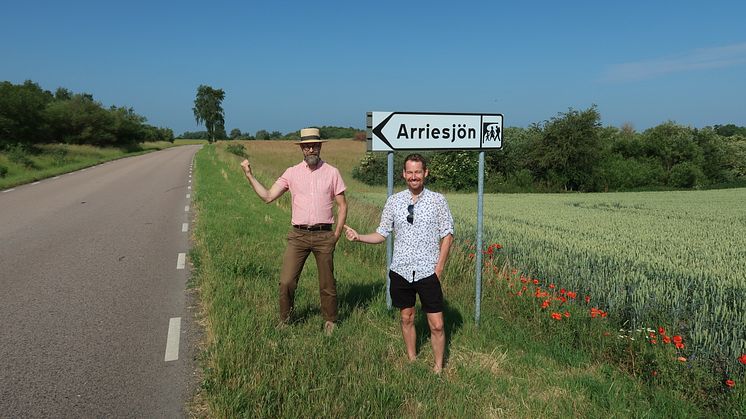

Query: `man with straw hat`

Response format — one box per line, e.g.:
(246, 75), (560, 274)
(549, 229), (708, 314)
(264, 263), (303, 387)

(240, 127), (347, 335)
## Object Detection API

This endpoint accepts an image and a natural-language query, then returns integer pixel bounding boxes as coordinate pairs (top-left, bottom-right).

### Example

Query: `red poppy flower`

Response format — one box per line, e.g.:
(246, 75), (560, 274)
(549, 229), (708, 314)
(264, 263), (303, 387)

(600, 312), (607, 318)
(551, 312), (562, 320)
(566, 291), (577, 299)
(739, 354), (746, 365)
(650, 339), (657, 345)
(541, 300), (550, 309)
(563, 311), (570, 318)
(725, 379), (735, 388)
(658, 327), (665, 335)
(672, 335), (683, 344)
(675, 342), (685, 350)
(584, 295), (591, 304)
(663, 336), (671, 344)
(560, 288), (566, 295)
(532, 279), (539, 285)
(549, 284), (555, 289)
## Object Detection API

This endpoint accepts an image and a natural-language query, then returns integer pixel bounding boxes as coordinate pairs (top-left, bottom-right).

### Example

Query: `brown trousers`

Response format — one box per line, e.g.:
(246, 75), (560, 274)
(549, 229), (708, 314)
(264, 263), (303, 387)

(279, 228), (337, 323)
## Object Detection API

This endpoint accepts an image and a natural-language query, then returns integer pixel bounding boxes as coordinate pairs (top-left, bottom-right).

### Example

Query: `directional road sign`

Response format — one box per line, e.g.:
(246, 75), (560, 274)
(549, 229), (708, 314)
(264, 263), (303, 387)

(367, 111), (503, 151)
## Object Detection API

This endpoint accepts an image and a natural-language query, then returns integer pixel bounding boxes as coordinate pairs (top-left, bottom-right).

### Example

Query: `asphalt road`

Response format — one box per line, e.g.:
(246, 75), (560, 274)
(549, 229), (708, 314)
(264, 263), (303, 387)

(0, 145), (201, 418)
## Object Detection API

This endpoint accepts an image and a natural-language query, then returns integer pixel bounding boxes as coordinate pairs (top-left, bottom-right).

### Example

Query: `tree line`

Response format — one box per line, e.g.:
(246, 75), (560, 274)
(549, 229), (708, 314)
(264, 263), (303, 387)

(178, 126), (364, 141)
(353, 106), (746, 192)
(0, 80), (173, 150)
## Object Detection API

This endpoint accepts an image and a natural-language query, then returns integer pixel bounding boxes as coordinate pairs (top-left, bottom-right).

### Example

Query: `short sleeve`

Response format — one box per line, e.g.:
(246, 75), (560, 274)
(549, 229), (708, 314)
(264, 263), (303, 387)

(332, 167), (346, 196)
(275, 167), (292, 191)
(437, 195), (454, 238)
(375, 195), (396, 238)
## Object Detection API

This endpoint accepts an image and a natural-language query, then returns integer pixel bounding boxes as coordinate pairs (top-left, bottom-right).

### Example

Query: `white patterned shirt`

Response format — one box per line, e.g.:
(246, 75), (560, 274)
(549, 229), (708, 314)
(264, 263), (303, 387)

(376, 188), (454, 282)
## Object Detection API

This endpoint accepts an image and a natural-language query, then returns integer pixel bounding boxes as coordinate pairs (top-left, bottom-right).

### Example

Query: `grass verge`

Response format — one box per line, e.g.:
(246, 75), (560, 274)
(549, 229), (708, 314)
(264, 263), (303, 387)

(0, 140), (205, 190)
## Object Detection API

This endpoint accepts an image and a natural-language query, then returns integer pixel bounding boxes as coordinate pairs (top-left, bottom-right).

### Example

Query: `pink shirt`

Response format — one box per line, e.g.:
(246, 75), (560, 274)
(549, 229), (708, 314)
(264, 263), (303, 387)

(274, 160), (346, 226)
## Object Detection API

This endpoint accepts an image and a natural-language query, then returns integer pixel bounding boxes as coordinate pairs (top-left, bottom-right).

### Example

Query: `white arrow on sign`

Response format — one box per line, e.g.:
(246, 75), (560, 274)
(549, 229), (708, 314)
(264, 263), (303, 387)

(368, 111), (503, 151)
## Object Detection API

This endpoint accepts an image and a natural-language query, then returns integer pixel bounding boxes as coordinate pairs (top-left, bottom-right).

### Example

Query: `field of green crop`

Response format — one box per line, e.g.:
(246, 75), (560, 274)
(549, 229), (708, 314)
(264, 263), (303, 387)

(358, 187), (746, 368)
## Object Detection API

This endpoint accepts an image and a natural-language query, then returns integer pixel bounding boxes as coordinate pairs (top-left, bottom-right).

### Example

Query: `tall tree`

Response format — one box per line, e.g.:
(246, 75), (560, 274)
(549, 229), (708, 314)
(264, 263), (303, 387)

(192, 85), (225, 143)
(532, 106), (603, 191)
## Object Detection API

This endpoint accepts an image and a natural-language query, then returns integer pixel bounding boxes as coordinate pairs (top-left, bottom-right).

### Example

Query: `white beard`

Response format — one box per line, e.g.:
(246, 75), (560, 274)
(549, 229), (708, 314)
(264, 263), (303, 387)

(305, 155), (320, 166)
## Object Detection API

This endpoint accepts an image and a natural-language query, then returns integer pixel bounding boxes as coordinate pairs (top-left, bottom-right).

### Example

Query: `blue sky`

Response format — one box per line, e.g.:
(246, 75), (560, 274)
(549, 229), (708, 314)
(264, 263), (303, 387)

(2, 0), (745, 136)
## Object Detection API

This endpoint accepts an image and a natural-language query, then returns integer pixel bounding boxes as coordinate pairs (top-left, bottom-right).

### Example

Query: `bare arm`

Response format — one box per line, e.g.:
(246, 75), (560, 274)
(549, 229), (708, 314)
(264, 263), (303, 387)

(241, 159), (286, 203)
(344, 225), (385, 245)
(434, 233), (453, 279)
(333, 192), (348, 241)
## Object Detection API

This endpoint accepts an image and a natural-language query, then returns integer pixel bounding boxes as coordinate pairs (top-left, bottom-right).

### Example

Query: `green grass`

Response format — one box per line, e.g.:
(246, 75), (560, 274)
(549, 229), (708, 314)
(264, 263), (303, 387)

(190, 141), (744, 418)
(0, 140), (202, 190)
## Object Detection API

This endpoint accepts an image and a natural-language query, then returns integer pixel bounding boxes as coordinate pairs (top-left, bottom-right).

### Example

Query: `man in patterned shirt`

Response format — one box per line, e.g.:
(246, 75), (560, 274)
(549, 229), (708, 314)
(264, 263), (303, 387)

(344, 153), (454, 373)
(241, 128), (347, 335)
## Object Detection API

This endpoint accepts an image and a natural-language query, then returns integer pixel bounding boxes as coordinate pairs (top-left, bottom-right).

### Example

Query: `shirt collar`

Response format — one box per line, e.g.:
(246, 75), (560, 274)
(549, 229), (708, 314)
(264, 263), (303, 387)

(408, 187), (428, 201)
(301, 159), (324, 171)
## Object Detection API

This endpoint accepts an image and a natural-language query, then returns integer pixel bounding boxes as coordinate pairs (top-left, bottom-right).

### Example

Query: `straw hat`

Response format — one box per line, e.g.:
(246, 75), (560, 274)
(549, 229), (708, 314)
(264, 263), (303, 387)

(296, 128), (325, 144)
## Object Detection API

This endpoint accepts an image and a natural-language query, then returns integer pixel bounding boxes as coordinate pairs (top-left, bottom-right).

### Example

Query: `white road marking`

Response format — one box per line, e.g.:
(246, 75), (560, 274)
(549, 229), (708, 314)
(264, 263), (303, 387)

(186, 193), (190, 199)
(182, 223), (189, 232)
(32, 181), (41, 185)
(2, 189), (15, 193)
(164, 317), (181, 362)
(184, 205), (190, 212)
(53, 176), (60, 179)
(188, 186), (191, 190)
(177, 253), (186, 269)
(188, 179), (191, 184)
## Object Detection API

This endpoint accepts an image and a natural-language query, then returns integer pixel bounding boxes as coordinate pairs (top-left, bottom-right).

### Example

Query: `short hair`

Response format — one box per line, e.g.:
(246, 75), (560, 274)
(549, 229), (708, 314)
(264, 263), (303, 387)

(403, 153), (427, 171)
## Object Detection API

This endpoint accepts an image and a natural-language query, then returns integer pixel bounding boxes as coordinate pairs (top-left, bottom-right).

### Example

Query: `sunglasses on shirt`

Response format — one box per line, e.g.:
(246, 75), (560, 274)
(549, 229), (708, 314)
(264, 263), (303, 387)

(407, 204), (414, 224)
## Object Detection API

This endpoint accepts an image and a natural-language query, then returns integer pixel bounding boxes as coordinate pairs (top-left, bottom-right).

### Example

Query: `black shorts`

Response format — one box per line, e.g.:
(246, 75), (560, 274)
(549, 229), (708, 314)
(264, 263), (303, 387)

(389, 270), (443, 313)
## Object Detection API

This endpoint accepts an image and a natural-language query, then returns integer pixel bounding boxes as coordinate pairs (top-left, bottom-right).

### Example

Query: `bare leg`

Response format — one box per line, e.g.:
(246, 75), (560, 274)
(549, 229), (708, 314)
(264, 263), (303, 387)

(400, 307), (416, 361)
(426, 312), (445, 373)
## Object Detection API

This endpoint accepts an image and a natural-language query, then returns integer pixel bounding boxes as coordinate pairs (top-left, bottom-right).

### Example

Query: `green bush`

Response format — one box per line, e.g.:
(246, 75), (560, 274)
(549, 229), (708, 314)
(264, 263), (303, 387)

(352, 152), (387, 185)
(0, 164), (7, 178)
(225, 143), (247, 158)
(7, 144), (35, 169)
(351, 152), (411, 187)
(50, 147), (68, 166)
(669, 161), (706, 188)
(428, 151), (479, 191)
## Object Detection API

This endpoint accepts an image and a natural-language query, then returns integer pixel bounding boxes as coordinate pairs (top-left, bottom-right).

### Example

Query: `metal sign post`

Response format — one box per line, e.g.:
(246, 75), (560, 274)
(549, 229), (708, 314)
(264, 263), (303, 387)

(475, 151), (485, 324)
(386, 151), (394, 309)
(367, 111), (503, 324)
